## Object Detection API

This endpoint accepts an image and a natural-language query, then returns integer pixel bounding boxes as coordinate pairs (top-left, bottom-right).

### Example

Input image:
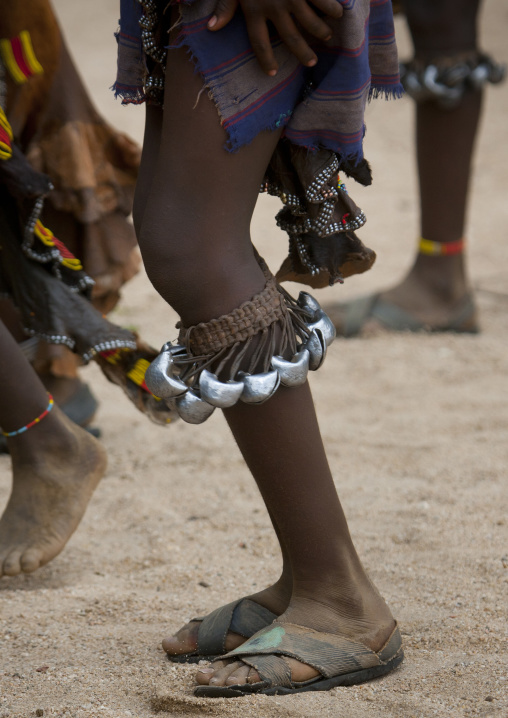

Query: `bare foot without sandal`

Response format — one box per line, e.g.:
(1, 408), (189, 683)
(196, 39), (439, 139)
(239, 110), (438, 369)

(0, 408), (106, 576)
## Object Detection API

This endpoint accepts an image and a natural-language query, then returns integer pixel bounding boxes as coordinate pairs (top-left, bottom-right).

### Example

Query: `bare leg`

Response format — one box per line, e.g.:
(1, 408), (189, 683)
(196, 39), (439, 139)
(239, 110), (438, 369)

(380, 0), (483, 327)
(327, 0), (484, 332)
(137, 46), (394, 683)
(134, 78), (293, 662)
(0, 320), (106, 576)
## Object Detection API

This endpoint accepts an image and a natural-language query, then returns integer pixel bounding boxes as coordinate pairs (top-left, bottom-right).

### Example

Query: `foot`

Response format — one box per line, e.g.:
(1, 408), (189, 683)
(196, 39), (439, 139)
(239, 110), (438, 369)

(195, 581), (395, 687)
(326, 255), (476, 335)
(162, 580), (292, 658)
(0, 408), (107, 576)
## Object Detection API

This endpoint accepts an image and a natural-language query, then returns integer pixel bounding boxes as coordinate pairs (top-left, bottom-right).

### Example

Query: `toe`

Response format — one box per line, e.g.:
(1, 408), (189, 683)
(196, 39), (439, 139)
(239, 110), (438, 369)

(196, 659), (227, 685)
(162, 622), (199, 655)
(196, 659), (241, 687)
(208, 660), (245, 687)
(2, 550), (23, 576)
(20, 548), (43, 573)
(225, 664), (252, 686)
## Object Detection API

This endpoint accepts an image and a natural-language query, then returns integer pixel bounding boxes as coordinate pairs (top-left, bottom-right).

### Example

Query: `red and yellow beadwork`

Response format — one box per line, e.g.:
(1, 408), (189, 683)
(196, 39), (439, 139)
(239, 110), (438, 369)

(0, 106), (13, 160)
(34, 220), (84, 271)
(99, 348), (159, 397)
(418, 237), (465, 257)
(0, 31), (43, 84)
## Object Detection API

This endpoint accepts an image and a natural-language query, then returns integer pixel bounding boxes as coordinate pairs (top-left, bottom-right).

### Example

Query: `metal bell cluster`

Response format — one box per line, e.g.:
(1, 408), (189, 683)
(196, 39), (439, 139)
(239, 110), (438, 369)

(144, 292), (336, 424)
(400, 55), (506, 109)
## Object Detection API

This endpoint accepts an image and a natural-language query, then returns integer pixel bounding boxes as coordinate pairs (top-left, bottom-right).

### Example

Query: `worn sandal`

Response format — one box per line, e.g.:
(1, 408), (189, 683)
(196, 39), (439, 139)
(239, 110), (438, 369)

(194, 621), (403, 697)
(324, 292), (479, 337)
(165, 598), (277, 664)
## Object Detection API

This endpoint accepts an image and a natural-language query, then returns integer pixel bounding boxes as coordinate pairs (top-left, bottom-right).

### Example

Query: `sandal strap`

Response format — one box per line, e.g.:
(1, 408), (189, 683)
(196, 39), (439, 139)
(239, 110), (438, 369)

(196, 598), (277, 656)
(241, 654), (293, 688)
(230, 599), (278, 638)
(222, 622), (402, 684)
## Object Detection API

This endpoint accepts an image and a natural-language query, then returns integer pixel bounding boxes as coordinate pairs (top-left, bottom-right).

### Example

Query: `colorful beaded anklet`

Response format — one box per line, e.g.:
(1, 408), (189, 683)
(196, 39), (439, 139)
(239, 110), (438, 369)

(1, 394), (54, 437)
(418, 237), (465, 257)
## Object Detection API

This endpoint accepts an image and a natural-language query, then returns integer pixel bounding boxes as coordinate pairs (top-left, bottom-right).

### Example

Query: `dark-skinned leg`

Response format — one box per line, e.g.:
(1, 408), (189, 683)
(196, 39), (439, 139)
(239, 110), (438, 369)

(379, 0), (483, 328)
(0, 320), (106, 576)
(133, 70), (293, 660)
(197, 383), (394, 686)
(137, 46), (394, 682)
(327, 0), (484, 332)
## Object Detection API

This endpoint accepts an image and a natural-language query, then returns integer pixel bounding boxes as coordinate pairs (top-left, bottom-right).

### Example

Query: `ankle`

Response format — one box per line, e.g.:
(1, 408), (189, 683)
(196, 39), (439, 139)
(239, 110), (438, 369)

(8, 408), (80, 465)
(409, 254), (469, 301)
(249, 573), (293, 614)
(281, 588), (394, 646)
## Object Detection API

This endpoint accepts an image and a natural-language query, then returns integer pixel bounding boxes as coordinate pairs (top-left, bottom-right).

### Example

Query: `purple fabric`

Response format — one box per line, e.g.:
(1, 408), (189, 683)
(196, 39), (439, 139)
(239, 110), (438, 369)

(114, 0), (145, 104)
(114, 0), (402, 163)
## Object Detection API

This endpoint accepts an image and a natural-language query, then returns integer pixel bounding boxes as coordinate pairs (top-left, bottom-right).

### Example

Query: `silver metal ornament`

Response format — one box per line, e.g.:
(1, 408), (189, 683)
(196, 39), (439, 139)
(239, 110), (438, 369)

(175, 390), (215, 424)
(305, 329), (326, 371)
(145, 350), (188, 399)
(307, 310), (336, 348)
(198, 370), (245, 408)
(239, 370), (280, 404)
(297, 291), (321, 319)
(271, 349), (310, 387)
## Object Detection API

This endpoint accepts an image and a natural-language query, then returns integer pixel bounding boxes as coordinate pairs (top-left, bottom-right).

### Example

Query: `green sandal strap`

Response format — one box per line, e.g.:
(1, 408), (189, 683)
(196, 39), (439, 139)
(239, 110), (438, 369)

(223, 622), (402, 686)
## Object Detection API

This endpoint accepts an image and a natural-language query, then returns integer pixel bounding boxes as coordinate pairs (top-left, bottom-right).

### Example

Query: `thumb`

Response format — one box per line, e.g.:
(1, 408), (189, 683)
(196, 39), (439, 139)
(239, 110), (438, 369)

(208, 0), (239, 30)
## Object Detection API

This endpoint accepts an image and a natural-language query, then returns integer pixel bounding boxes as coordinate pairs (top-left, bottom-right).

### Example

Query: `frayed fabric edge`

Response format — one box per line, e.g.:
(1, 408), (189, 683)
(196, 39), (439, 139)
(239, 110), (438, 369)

(111, 81), (147, 105)
(368, 83), (405, 101)
(171, 34), (372, 167)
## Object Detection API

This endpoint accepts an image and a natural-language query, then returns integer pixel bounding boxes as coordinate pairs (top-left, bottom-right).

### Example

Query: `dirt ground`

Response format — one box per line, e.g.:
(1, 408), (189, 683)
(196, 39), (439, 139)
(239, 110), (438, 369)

(1, 2), (507, 717)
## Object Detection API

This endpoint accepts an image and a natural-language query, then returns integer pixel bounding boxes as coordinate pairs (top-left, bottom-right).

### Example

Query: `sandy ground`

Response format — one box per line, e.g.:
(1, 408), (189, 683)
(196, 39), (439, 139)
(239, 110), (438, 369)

(1, 2), (508, 717)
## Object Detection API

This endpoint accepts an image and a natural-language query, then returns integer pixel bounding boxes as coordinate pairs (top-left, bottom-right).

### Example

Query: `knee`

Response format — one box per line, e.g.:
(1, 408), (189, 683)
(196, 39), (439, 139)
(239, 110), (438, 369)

(132, 183), (146, 239)
(405, 0), (480, 56)
(137, 224), (194, 306)
(137, 221), (265, 325)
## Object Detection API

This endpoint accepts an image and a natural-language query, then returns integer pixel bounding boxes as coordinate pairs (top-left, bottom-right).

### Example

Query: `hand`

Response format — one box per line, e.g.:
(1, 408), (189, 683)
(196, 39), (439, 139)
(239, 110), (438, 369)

(208, 0), (344, 75)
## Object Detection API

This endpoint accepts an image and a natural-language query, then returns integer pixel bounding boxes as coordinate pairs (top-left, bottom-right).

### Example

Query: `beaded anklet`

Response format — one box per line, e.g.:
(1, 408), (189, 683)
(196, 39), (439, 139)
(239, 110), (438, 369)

(418, 237), (465, 257)
(1, 394), (54, 437)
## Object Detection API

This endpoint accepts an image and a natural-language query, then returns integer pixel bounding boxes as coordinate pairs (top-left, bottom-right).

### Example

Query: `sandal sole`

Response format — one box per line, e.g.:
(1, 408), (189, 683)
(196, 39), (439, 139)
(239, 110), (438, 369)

(194, 648), (404, 697)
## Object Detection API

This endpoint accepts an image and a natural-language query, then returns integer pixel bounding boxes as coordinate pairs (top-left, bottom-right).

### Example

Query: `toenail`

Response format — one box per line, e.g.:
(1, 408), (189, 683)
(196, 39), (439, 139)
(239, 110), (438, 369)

(198, 667), (214, 674)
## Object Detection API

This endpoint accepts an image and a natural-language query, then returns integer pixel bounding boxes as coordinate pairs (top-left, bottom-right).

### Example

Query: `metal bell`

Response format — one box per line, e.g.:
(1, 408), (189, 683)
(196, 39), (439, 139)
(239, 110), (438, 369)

(297, 292), (321, 319)
(239, 370), (280, 404)
(271, 349), (310, 387)
(305, 330), (326, 371)
(199, 370), (245, 408)
(145, 350), (188, 399)
(307, 310), (336, 348)
(175, 389), (215, 424)
(160, 341), (186, 356)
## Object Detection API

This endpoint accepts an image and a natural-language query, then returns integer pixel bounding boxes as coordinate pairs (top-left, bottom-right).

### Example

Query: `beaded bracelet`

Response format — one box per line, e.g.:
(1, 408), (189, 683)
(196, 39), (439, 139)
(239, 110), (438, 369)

(1, 394), (54, 437)
(418, 237), (465, 257)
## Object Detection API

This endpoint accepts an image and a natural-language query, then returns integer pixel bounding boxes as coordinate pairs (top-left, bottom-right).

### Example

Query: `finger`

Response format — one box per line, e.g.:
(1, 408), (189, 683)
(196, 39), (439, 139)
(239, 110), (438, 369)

(311, 0), (344, 20)
(208, 0), (239, 30)
(292, 3), (334, 41)
(273, 15), (317, 67)
(245, 18), (278, 75)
